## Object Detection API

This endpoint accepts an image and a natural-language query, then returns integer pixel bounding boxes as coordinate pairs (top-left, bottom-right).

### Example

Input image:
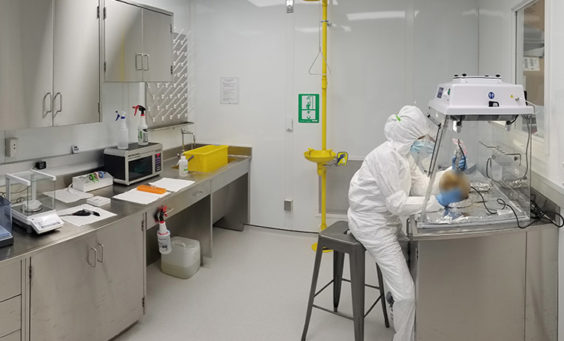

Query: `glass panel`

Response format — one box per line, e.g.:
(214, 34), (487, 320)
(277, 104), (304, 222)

(129, 156), (153, 181)
(516, 0), (545, 137)
(419, 113), (532, 228)
(9, 171), (56, 217)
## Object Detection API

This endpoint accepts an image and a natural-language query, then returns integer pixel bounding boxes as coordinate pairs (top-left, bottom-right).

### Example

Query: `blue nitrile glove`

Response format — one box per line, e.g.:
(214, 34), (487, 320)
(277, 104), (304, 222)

(452, 155), (467, 172)
(436, 188), (462, 207)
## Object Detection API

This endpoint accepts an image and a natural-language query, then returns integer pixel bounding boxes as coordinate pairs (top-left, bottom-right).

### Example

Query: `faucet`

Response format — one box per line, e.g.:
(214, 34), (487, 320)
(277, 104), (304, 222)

(180, 128), (196, 153)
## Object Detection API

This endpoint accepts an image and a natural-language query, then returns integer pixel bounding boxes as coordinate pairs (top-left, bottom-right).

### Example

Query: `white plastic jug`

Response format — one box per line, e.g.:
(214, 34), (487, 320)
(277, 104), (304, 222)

(161, 237), (200, 279)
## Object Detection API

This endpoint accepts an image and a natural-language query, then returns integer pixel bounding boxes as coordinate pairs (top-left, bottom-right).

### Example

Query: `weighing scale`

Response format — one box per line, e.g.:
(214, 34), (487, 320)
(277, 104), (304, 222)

(6, 170), (63, 234)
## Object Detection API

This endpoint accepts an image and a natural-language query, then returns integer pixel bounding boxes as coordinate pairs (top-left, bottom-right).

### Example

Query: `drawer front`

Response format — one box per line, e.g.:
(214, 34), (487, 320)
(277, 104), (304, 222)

(0, 297), (21, 338)
(0, 330), (20, 341)
(163, 182), (211, 218)
(0, 262), (21, 302)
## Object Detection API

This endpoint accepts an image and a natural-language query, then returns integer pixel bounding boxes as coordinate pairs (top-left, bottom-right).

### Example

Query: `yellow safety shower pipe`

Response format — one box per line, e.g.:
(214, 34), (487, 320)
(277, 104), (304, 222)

(304, 0), (335, 233)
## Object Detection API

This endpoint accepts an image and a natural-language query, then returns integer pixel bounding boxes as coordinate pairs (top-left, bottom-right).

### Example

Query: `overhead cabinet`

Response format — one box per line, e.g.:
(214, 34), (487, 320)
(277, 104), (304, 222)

(104, 0), (173, 82)
(0, 0), (101, 130)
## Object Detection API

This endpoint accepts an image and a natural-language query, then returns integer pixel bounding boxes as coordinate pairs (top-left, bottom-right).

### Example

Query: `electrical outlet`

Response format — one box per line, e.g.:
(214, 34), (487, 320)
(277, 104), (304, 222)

(5, 137), (17, 158)
(284, 199), (293, 212)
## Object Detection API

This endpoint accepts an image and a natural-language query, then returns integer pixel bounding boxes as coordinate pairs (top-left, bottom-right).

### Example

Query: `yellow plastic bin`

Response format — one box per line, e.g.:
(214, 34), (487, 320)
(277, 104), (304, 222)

(184, 145), (228, 173)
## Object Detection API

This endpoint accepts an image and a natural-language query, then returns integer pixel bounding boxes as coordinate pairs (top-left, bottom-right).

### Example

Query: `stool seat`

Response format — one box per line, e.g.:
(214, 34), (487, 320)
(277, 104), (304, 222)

(320, 221), (360, 246)
(301, 221), (390, 341)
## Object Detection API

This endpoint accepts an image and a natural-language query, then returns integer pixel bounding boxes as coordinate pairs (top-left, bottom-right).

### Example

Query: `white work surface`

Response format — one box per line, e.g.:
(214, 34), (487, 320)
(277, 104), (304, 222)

(113, 189), (170, 205)
(58, 204), (116, 227)
(150, 178), (194, 192)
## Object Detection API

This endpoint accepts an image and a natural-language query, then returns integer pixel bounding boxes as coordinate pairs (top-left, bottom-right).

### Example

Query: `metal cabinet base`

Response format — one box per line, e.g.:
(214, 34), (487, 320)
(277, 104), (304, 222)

(29, 214), (145, 341)
(410, 227), (557, 341)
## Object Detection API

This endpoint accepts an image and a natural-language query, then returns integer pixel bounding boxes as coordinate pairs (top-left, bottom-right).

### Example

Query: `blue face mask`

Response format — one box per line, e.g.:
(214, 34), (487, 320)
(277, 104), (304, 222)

(411, 140), (435, 155)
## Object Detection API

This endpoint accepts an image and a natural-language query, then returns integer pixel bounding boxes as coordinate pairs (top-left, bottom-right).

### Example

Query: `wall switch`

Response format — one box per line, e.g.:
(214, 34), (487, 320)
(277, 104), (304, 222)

(5, 137), (17, 158)
(71, 145), (80, 154)
(284, 199), (293, 212)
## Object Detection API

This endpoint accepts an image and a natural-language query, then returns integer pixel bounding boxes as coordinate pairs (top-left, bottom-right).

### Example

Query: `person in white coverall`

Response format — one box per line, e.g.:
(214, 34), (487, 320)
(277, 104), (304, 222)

(347, 106), (463, 341)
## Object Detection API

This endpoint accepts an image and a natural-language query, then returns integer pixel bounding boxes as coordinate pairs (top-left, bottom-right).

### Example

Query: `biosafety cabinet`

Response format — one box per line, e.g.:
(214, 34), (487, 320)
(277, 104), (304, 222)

(411, 76), (534, 232)
(406, 76), (557, 341)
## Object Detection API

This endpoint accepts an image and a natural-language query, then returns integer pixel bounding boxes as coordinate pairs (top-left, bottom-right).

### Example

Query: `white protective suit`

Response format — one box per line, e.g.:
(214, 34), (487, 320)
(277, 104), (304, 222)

(347, 106), (441, 341)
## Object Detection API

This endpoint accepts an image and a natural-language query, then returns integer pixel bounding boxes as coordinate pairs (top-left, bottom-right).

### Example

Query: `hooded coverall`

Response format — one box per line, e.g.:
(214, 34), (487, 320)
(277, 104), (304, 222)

(347, 105), (442, 341)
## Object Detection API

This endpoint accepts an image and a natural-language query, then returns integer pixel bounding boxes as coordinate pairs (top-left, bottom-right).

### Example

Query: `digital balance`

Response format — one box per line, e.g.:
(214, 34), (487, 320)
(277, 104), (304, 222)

(5, 170), (63, 234)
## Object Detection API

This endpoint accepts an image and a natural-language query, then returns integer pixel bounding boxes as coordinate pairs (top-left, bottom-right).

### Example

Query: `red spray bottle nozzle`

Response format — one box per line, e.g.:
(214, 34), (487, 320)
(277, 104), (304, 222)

(155, 206), (168, 223)
(133, 105), (146, 117)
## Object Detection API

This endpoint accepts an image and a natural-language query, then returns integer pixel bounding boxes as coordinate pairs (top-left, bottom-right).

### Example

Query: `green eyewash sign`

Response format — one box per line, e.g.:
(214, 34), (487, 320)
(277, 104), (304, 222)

(298, 94), (319, 123)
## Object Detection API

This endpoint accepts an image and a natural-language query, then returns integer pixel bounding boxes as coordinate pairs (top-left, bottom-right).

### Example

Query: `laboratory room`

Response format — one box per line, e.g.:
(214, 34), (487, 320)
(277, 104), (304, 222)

(0, 0), (563, 340)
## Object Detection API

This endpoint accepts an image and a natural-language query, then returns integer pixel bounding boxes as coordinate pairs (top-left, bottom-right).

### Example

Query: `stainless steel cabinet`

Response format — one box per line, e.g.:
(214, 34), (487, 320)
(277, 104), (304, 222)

(104, 0), (143, 82)
(0, 0), (54, 130)
(30, 214), (145, 340)
(0, 0), (101, 130)
(29, 234), (99, 340)
(104, 0), (173, 82)
(96, 213), (145, 341)
(141, 8), (173, 82)
(52, 0), (101, 126)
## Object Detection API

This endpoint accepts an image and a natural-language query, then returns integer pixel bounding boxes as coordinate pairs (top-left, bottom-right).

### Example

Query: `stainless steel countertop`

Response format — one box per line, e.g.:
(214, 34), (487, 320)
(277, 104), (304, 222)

(405, 219), (556, 241)
(0, 153), (251, 263)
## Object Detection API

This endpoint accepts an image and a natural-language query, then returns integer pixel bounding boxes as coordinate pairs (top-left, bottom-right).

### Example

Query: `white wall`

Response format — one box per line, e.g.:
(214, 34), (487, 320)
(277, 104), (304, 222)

(192, 0), (478, 231)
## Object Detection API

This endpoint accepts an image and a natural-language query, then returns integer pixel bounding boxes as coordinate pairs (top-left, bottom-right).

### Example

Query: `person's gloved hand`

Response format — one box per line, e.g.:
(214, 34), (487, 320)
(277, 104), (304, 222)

(436, 188), (462, 207)
(452, 155), (467, 172)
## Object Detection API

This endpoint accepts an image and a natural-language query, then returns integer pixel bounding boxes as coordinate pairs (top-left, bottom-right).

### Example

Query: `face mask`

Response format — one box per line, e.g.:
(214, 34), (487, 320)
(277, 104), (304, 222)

(410, 140), (435, 155)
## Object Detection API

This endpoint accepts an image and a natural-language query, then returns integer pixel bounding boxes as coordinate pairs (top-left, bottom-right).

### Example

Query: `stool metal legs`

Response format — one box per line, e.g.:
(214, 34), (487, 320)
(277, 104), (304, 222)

(302, 241), (389, 341)
(301, 244), (324, 341)
(350, 250), (365, 341)
(333, 251), (345, 311)
(377, 265), (390, 328)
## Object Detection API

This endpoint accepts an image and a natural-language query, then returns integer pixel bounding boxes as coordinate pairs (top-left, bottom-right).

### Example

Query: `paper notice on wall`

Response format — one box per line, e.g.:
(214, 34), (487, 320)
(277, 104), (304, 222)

(523, 57), (540, 72)
(220, 77), (239, 104)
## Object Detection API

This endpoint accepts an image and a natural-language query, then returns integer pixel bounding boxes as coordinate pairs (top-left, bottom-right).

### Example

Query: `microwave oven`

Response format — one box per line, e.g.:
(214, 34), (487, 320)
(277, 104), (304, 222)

(104, 143), (163, 185)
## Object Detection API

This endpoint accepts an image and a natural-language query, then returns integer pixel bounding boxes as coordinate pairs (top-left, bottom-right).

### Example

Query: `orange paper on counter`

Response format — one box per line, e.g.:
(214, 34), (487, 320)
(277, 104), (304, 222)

(137, 184), (167, 195)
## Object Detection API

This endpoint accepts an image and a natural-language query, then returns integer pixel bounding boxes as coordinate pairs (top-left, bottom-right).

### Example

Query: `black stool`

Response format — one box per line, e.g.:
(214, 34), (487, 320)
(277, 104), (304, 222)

(301, 221), (390, 341)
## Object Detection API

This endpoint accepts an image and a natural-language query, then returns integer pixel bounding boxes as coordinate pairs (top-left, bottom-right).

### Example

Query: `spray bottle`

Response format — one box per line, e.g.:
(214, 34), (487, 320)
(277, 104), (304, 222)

(115, 111), (129, 150)
(133, 105), (149, 146)
(156, 206), (172, 255)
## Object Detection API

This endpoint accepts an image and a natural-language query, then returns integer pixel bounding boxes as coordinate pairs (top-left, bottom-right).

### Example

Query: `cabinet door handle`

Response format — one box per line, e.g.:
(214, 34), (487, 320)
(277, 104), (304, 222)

(42, 92), (52, 118)
(143, 54), (150, 71)
(96, 242), (104, 263)
(53, 92), (62, 117)
(135, 53), (143, 70)
(88, 247), (98, 268)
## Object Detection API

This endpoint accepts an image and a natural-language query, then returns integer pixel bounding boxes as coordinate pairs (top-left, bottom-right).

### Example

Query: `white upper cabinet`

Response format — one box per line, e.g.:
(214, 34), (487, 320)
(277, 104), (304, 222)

(0, 0), (101, 130)
(104, 0), (143, 82)
(141, 8), (173, 82)
(0, 0), (55, 129)
(104, 0), (173, 83)
(53, 0), (101, 126)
